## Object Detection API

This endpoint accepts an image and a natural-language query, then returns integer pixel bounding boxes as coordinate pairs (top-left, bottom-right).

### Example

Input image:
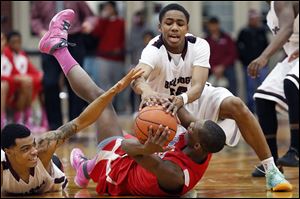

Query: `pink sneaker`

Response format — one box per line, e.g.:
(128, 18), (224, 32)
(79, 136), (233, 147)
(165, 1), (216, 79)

(39, 9), (75, 54)
(70, 148), (90, 188)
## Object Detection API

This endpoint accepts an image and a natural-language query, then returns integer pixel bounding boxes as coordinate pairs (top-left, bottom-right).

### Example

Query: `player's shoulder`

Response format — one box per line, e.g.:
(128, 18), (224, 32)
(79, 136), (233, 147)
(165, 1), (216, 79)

(148, 35), (164, 49)
(185, 33), (210, 50)
(1, 149), (6, 162)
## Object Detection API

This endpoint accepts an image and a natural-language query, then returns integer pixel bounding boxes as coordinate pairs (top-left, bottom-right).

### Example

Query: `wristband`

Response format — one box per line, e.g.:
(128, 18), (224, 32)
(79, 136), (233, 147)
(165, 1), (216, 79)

(180, 93), (188, 105)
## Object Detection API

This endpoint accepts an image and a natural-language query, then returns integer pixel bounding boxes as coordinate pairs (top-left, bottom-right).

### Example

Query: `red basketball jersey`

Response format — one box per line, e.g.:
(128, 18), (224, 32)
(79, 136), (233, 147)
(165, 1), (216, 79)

(89, 133), (212, 196)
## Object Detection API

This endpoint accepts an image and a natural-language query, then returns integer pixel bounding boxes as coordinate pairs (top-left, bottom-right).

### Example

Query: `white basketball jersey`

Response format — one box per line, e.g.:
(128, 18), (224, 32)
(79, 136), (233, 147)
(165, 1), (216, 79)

(139, 33), (210, 96)
(1, 150), (68, 194)
(267, 1), (299, 56)
(1, 54), (13, 77)
(13, 53), (29, 75)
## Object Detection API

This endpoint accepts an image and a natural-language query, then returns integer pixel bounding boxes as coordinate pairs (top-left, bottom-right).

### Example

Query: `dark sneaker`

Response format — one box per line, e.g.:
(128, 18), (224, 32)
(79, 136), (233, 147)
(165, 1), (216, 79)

(277, 148), (299, 167)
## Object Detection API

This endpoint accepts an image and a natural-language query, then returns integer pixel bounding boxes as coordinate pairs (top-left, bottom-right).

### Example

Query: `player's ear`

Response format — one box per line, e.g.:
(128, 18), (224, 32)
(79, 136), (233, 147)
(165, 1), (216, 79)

(158, 23), (162, 33)
(4, 148), (13, 156)
(194, 142), (201, 150)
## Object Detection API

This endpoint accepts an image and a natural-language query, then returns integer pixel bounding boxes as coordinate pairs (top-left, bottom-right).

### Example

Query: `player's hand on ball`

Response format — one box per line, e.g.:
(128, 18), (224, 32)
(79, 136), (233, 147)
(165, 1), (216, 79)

(163, 96), (183, 116)
(139, 93), (169, 110)
(143, 125), (174, 154)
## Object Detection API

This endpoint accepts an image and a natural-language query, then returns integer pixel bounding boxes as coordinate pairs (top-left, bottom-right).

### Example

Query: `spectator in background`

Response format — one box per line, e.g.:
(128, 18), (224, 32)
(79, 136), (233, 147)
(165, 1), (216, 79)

(2, 31), (47, 132)
(30, 1), (94, 130)
(82, 3), (103, 87)
(237, 9), (269, 113)
(205, 16), (238, 95)
(82, 1), (126, 113)
(1, 32), (16, 129)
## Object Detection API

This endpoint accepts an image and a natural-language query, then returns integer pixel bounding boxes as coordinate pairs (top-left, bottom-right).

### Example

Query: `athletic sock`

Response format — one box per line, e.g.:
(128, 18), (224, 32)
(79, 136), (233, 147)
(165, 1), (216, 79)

(82, 156), (97, 179)
(53, 47), (78, 75)
(261, 157), (277, 173)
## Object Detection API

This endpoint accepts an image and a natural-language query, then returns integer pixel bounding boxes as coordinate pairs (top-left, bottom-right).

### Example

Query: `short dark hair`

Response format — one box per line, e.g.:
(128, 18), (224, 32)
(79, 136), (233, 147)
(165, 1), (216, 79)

(198, 120), (226, 153)
(208, 16), (219, 24)
(6, 30), (21, 42)
(1, 124), (31, 149)
(159, 3), (190, 23)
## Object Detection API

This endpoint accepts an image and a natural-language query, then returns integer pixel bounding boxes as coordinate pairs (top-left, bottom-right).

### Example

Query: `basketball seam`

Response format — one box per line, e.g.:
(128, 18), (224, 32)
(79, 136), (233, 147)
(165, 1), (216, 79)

(135, 119), (148, 139)
(136, 117), (177, 133)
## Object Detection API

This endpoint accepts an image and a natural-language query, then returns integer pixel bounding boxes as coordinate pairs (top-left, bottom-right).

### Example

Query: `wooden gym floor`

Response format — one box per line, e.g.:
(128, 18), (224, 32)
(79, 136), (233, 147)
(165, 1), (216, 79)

(1, 113), (299, 198)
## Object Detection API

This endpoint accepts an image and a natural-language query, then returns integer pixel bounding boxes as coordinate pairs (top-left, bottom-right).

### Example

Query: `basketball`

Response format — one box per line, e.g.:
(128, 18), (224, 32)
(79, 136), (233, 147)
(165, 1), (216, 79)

(133, 105), (178, 146)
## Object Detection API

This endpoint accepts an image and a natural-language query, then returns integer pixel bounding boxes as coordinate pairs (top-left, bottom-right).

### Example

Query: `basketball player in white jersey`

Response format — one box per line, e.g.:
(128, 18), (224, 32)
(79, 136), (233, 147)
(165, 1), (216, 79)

(131, 3), (292, 191)
(0, 10), (142, 194)
(248, 1), (299, 176)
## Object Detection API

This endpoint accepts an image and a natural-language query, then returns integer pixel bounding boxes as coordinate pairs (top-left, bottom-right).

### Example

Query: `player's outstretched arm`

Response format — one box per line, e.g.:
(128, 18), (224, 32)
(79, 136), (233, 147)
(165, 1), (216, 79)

(37, 68), (143, 168)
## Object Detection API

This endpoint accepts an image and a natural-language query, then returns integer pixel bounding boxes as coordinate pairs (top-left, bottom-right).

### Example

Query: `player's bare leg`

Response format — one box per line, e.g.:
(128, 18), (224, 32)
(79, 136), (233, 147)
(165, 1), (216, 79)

(219, 96), (292, 192)
(38, 9), (123, 141)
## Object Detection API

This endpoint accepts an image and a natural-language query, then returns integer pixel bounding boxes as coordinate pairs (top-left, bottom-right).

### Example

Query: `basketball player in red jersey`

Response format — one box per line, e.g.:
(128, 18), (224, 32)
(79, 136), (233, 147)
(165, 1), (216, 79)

(38, 9), (227, 196)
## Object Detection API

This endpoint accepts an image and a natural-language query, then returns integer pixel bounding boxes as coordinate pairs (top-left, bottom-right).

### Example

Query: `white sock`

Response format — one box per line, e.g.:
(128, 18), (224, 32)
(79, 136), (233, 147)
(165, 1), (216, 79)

(261, 157), (277, 172)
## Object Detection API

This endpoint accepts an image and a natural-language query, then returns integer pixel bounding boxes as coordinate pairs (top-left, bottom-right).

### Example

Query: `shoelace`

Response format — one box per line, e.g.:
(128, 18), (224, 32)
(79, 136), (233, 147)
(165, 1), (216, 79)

(59, 38), (76, 47)
(254, 165), (266, 174)
(62, 20), (71, 31)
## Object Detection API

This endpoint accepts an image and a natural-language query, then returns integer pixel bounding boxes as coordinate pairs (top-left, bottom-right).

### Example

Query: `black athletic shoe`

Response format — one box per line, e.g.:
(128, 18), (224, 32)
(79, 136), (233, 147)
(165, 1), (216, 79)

(277, 148), (299, 167)
(252, 164), (284, 177)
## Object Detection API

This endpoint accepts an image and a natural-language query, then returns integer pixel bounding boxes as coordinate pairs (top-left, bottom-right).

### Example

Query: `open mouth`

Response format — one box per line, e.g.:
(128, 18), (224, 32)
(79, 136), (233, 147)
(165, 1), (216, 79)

(168, 35), (180, 43)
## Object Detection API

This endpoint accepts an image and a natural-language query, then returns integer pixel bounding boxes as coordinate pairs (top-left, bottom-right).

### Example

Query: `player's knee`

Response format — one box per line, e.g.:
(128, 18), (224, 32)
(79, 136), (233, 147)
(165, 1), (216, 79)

(228, 97), (249, 118)
(20, 78), (33, 88)
(1, 81), (9, 93)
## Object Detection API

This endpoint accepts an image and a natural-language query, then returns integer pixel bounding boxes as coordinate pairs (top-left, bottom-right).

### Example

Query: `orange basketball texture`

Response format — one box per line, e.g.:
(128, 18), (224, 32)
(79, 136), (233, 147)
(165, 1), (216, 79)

(134, 105), (178, 145)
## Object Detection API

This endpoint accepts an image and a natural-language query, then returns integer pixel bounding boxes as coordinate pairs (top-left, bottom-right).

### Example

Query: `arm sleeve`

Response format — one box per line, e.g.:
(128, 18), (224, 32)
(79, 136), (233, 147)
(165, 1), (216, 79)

(193, 38), (211, 68)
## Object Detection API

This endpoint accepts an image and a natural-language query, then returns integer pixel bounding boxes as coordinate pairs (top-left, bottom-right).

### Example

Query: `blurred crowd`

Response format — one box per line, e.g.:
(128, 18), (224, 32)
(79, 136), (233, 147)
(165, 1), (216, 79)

(1, 1), (271, 133)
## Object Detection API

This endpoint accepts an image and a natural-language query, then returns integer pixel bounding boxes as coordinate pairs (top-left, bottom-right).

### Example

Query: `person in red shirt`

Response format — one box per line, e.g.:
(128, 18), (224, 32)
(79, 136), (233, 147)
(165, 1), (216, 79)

(82, 1), (126, 113)
(205, 16), (238, 95)
(1, 32), (17, 128)
(3, 31), (48, 131)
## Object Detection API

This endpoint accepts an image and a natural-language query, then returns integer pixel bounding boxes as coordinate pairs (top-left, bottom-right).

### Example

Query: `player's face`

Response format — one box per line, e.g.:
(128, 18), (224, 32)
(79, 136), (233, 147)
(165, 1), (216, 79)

(6, 135), (38, 168)
(187, 121), (204, 147)
(159, 10), (189, 53)
(8, 35), (22, 53)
